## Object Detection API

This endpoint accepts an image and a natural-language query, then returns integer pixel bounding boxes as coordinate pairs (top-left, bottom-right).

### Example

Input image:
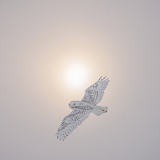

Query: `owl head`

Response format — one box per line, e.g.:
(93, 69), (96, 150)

(68, 101), (80, 109)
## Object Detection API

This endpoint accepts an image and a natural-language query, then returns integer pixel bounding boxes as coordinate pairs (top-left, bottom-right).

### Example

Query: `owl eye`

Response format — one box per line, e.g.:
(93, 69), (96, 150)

(73, 103), (75, 105)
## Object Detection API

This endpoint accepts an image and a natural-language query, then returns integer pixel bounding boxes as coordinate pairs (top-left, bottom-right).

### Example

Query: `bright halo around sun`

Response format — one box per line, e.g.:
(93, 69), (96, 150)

(65, 63), (88, 89)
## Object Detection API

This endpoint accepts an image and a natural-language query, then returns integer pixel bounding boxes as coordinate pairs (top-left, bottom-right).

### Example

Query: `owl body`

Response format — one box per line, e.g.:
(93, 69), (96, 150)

(69, 101), (94, 110)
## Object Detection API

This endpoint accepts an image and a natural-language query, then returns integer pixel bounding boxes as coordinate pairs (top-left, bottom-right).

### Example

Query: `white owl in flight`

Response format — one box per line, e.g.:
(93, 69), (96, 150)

(56, 76), (110, 141)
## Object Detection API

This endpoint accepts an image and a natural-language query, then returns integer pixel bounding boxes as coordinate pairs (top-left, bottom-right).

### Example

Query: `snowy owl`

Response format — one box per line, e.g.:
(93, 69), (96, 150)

(56, 76), (110, 141)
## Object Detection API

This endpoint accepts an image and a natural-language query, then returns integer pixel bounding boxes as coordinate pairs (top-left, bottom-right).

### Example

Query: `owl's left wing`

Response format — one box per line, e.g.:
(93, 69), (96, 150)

(56, 109), (90, 141)
(82, 76), (109, 105)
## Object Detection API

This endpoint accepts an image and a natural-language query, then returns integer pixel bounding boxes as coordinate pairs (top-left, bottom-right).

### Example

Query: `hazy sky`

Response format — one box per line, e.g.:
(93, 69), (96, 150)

(0, 0), (160, 160)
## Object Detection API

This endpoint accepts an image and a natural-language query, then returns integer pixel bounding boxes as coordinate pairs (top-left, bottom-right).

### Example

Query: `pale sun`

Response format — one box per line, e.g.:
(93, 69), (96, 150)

(65, 63), (88, 88)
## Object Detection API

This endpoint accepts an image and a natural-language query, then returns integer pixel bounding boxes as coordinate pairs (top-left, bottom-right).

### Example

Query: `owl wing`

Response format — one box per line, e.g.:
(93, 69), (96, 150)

(81, 76), (110, 105)
(56, 109), (90, 141)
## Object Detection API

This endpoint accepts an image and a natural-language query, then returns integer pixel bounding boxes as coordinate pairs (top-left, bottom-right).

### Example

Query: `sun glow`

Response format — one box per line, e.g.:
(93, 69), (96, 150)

(65, 63), (88, 88)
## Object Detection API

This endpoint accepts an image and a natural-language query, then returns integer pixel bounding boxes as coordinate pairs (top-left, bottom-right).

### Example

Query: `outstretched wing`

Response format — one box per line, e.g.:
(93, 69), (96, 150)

(56, 109), (90, 141)
(82, 76), (109, 105)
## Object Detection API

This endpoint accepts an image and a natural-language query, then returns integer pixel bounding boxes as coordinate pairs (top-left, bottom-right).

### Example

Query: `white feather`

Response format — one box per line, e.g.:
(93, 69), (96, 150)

(56, 109), (90, 141)
(82, 77), (109, 105)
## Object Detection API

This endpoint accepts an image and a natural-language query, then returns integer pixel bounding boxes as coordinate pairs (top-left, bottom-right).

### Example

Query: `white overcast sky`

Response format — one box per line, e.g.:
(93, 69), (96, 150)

(0, 0), (160, 160)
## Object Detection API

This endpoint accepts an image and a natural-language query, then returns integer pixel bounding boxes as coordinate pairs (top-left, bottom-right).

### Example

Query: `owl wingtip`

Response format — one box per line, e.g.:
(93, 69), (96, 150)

(99, 76), (102, 80)
(99, 76), (110, 81)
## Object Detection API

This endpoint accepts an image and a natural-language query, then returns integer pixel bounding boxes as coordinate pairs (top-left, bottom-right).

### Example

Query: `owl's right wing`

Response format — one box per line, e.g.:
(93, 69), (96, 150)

(81, 76), (109, 105)
(56, 109), (90, 141)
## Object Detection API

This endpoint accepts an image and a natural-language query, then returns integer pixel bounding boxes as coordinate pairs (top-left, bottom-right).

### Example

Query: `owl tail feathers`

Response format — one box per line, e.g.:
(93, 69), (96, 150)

(92, 106), (108, 116)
